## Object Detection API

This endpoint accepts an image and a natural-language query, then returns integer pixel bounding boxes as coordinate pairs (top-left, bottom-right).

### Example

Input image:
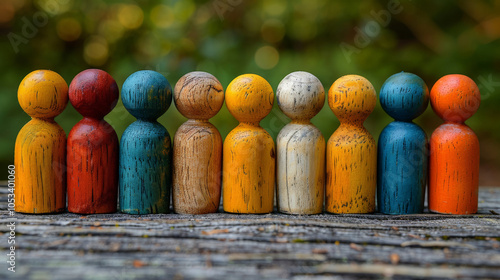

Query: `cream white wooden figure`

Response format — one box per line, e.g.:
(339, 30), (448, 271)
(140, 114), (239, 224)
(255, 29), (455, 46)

(276, 71), (326, 214)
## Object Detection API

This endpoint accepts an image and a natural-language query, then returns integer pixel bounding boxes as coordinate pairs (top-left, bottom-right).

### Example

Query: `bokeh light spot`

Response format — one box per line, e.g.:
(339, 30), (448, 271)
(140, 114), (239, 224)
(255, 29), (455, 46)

(150, 4), (174, 28)
(84, 36), (109, 66)
(57, 18), (81, 41)
(98, 20), (125, 43)
(255, 46), (279, 69)
(174, 0), (196, 22)
(263, 0), (287, 16)
(0, 2), (15, 24)
(118, 4), (143, 29)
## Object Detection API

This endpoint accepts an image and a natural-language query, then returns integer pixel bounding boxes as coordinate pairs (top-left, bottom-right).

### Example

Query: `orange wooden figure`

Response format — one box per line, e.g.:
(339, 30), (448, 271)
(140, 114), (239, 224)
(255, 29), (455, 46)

(15, 70), (68, 213)
(67, 69), (119, 214)
(429, 74), (480, 214)
(326, 75), (377, 214)
(173, 71), (224, 214)
(223, 74), (275, 214)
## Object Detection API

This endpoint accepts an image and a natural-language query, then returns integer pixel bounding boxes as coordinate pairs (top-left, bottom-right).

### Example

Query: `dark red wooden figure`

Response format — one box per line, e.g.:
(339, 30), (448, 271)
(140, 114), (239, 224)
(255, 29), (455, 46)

(67, 69), (119, 214)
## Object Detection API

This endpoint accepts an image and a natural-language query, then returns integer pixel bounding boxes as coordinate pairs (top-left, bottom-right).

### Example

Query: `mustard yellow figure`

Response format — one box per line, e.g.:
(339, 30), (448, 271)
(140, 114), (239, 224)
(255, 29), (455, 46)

(223, 74), (275, 213)
(326, 75), (377, 214)
(15, 70), (68, 213)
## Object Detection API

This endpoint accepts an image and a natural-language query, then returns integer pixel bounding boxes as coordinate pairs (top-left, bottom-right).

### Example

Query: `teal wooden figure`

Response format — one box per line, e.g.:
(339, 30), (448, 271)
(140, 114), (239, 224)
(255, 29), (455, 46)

(119, 70), (172, 214)
(377, 72), (429, 214)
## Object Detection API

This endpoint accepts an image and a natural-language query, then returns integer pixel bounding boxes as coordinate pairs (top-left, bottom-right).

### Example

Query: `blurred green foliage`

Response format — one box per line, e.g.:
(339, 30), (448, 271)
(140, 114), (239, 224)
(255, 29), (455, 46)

(1, 0), (499, 183)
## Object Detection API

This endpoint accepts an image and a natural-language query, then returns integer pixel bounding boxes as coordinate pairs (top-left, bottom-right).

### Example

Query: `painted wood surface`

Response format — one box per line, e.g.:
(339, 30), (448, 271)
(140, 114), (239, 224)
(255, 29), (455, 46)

(377, 72), (429, 214)
(429, 74), (480, 214)
(276, 71), (325, 215)
(15, 70), (68, 214)
(67, 69), (119, 214)
(223, 74), (275, 214)
(173, 72), (224, 214)
(326, 75), (377, 214)
(119, 70), (172, 214)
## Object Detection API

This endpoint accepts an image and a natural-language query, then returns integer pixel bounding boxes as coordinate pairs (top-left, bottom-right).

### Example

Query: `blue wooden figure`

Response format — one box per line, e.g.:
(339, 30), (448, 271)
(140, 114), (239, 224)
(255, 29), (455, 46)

(378, 72), (429, 214)
(119, 70), (172, 214)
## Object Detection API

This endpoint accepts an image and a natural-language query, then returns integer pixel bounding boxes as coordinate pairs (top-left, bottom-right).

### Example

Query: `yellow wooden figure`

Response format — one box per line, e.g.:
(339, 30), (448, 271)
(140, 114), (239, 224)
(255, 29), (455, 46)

(15, 70), (68, 213)
(223, 74), (275, 214)
(326, 75), (377, 214)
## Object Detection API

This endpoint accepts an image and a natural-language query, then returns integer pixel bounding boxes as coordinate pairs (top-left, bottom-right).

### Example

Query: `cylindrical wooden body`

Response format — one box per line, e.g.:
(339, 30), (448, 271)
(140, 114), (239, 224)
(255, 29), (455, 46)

(429, 123), (479, 214)
(326, 124), (376, 214)
(173, 120), (222, 214)
(223, 123), (275, 214)
(377, 121), (427, 214)
(119, 120), (171, 214)
(15, 119), (66, 213)
(67, 117), (118, 214)
(277, 122), (325, 214)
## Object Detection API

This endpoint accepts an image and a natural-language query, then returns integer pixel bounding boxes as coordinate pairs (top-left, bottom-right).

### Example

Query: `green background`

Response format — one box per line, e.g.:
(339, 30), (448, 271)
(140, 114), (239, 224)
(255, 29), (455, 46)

(1, 0), (499, 184)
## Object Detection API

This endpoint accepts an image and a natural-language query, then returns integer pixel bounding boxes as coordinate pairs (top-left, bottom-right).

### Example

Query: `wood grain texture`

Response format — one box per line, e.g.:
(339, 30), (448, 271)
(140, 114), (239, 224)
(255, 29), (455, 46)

(173, 72), (224, 214)
(119, 70), (172, 214)
(119, 121), (171, 214)
(67, 69), (119, 214)
(276, 71), (325, 214)
(173, 121), (222, 214)
(429, 74), (480, 215)
(429, 75), (481, 214)
(377, 72), (429, 214)
(223, 74), (275, 214)
(15, 70), (68, 214)
(326, 75), (377, 214)
(277, 123), (325, 214)
(2, 184), (500, 280)
(67, 119), (119, 214)
(378, 122), (427, 214)
(429, 124), (479, 214)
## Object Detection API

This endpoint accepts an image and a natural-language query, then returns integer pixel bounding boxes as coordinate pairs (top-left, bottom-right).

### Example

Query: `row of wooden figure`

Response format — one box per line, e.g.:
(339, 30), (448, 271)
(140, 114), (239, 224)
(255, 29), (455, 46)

(14, 69), (480, 215)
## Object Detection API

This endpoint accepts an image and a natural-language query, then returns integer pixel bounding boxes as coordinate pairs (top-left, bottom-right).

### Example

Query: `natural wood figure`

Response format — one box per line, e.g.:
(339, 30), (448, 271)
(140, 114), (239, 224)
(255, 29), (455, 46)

(173, 71), (224, 214)
(276, 71), (325, 215)
(119, 70), (172, 214)
(378, 72), (429, 214)
(67, 69), (119, 214)
(223, 74), (275, 214)
(326, 75), (377, 214)
(429, 74), (480, 214)
(15, 70), (68, 213)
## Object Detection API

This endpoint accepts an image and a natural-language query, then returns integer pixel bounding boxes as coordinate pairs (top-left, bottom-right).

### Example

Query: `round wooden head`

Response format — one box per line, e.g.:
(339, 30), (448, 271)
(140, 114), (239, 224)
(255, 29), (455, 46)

(380, 72), (429, 122)
(69, 69), (119, 119)
(18, 70), (68, 119)
(226, 74), (274, 123)
(121, 70), (172, 120)
(430, 74), (480, 123)
(174, 71), (224, 120)
(277, 71), (325, 121)
(328, 75), (376, 124)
